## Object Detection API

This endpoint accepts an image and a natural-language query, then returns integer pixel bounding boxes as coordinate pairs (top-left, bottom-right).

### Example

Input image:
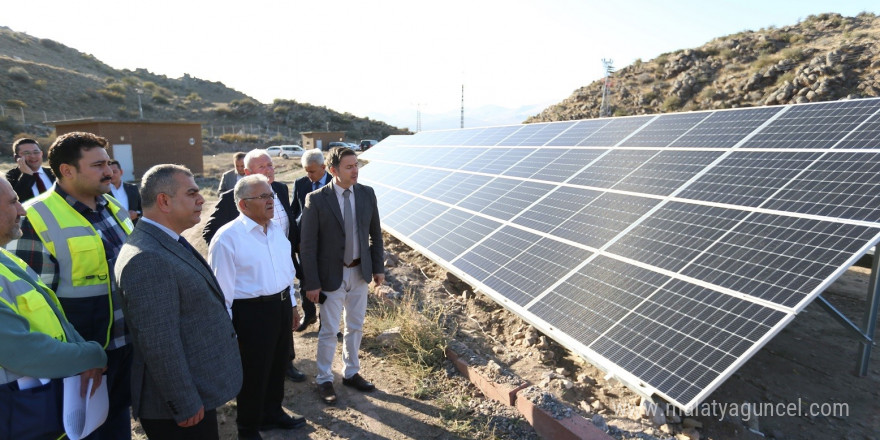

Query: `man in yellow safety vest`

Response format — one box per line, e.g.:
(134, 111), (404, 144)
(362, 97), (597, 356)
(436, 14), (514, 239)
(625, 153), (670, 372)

(0, 176), (107, 440)
(7, 131), (134, 439)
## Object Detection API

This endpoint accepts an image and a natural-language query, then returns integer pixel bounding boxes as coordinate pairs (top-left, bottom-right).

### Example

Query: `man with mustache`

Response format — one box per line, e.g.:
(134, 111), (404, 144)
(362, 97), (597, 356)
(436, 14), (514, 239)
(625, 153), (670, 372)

(6, 131), (135, 439)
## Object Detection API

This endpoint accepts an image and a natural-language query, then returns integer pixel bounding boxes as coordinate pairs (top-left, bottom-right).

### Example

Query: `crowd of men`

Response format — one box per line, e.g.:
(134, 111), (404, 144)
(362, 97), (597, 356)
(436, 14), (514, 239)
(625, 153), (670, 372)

(0, 134), (384, 440)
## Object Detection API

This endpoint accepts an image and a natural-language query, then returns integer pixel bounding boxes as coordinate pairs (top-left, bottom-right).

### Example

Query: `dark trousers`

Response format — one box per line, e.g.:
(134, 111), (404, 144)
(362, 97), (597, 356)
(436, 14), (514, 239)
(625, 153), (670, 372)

(85, 344), (132, 440)
(141, 408), (218, 440)
(300, 284), (316, 321)
(232, 294), (292, 430)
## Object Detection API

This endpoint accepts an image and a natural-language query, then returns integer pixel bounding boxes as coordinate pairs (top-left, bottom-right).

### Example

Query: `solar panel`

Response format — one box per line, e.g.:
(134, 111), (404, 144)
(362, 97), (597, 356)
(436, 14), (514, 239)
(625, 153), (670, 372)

(359, 97), (880, 412)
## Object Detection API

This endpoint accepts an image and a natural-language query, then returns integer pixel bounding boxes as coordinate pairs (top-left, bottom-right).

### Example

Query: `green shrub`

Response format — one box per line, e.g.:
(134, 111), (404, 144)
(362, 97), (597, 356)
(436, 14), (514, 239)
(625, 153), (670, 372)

(97, 89), (125, 103)
(39, 38), (60, 50)
(151, 94), (170, 105)
(661, 95), (681, 112)
(5, 99), (27, 109)
(775, 72), (795, 86)
(753, 54), (778, 70)
(215, 107), (233, 117)
(219, 133), (260, 143)
(121, 76), (141, 86)
(34, 79), (47, 90)
(781, 47), (805, 61)
(105, 83), (127, 93)
(8, 66), (31, 82)
(142, 81), (157, 91)
(186, 92), (202, 102)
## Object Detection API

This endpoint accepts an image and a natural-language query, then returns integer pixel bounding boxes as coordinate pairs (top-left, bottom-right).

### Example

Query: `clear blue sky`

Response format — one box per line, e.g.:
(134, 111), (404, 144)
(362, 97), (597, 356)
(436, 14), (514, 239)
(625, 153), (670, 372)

(4, 1), (877, 130)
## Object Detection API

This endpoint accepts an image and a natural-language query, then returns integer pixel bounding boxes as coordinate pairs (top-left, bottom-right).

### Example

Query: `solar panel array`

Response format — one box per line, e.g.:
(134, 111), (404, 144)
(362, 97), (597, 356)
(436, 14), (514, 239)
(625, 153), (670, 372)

(358, 98), (880, 412)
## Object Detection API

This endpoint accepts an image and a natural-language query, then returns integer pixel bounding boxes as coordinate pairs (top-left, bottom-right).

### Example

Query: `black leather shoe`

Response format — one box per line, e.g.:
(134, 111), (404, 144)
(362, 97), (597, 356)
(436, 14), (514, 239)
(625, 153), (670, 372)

(260, 412), (306, 430)
(295, 315), (316, 332)
(317, 381), (337, 404)
(286, 363), (306, 382)
(342, 373), (375, 392)
(237, 428), (263, 440)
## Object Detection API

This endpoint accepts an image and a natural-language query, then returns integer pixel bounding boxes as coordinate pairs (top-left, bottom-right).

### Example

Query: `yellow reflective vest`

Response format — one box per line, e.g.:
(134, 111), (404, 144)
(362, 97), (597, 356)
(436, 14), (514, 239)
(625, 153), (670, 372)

(0, 249), (66, 343)
(23, 190), (133, 347)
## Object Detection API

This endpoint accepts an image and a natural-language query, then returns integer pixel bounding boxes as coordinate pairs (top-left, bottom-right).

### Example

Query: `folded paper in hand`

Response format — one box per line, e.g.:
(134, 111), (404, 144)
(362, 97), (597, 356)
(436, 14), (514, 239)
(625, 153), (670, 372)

(62, 375), (108, 440)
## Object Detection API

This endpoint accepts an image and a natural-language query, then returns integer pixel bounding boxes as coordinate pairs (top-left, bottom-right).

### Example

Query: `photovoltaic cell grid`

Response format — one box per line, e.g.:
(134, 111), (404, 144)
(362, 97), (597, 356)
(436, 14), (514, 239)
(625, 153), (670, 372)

(357, 98), (880, 411)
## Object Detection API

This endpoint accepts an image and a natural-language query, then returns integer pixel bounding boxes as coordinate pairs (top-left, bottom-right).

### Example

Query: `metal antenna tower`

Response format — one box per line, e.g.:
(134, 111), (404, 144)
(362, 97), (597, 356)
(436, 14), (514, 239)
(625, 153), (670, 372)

(460, 84), (464, 129)
(599, 58), (615, 117)
(416, 103), (422, 132)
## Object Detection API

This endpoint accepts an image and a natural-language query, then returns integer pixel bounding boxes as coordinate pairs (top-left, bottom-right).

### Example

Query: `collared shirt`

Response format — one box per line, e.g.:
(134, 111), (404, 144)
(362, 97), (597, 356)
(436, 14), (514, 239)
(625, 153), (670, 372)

(272, 193), (289, 237)
(7, 185), (129, 349)
(139, 217), (179, 240)
(30, 169), (53, 197)
(208, 214), (296, 314)
(332, 182), (360, 260)
(310, 173), (330, 192)
(109, 182), (130, 211)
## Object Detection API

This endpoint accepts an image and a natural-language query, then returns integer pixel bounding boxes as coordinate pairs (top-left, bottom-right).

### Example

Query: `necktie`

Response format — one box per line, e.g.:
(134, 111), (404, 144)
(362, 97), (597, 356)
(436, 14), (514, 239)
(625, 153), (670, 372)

(343, 189), (354, 265)
(34, 171), (47, 194)
(178, 235), (211, 271)
(313, 181), (319, 191)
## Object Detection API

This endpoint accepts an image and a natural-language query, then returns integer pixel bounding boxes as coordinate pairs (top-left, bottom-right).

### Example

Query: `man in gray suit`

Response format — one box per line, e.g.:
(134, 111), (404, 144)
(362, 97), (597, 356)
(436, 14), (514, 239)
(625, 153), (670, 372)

(218, 152), (246, 193)
(301, 147), (384, 404)
(115, 164), (242, 439)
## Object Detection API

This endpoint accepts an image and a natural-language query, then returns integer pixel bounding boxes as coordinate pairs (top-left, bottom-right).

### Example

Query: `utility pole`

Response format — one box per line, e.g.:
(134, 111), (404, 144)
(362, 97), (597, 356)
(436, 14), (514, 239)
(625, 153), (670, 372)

(136, 88), (144, 119)
(460, 84), (465, 129)
(600, 59), (615, 117)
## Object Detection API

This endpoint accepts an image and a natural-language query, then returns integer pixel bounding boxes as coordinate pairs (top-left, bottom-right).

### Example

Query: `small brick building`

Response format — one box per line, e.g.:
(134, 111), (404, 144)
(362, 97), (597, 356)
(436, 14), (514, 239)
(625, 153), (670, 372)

(48, 119), (203, 181)
(300, 131), (346, 151)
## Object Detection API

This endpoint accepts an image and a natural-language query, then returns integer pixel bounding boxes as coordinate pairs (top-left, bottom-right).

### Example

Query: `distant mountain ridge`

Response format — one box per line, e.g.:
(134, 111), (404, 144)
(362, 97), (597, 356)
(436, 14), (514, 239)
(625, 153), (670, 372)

(527, 12), (880, 123)
(0, 26), (409, 145)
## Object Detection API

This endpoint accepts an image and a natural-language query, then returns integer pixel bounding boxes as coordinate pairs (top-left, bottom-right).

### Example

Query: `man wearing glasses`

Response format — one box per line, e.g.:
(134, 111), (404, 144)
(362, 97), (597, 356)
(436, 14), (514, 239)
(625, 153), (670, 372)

(208, 174), (306, 439)
(6, 138), (55, 202)
(201, 149), (306, 382)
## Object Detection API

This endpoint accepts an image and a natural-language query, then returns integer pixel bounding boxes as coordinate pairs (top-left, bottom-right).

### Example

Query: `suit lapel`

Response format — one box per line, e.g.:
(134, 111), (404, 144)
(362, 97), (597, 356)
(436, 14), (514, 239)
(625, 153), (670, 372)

(353, 184), (366, 228)
(142, 223), (225, 304)
(325, 182), (344, 228)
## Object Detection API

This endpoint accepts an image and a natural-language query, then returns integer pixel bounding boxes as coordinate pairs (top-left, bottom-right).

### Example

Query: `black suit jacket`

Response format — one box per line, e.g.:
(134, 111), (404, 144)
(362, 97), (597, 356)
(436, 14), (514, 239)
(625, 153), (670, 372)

(291, 172), (331, 226)
(300, 181), (384, 292)
(6, 166), (55, 202)
(123, 182), (142, 215)
(202, 181), (298, 253)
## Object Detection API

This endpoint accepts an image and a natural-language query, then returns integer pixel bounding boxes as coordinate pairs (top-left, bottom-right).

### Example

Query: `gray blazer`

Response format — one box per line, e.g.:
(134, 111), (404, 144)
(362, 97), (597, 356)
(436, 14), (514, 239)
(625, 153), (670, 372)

(300, 181), (384, 292)
(217, 168), (239, 193)
(115, 221), (242, 422)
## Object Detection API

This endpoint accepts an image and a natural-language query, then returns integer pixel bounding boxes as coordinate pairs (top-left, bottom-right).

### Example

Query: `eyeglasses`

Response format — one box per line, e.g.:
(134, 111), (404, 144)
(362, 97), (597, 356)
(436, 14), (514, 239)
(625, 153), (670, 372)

(19, 150), (42, 156)
(242, 192), (275, 201)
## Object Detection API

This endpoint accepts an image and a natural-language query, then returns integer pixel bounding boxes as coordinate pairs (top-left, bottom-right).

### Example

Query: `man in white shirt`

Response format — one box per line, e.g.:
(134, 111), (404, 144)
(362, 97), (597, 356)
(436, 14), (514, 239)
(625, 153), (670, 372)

(208, 174), (305, 440)
(108, 160), (142, 222)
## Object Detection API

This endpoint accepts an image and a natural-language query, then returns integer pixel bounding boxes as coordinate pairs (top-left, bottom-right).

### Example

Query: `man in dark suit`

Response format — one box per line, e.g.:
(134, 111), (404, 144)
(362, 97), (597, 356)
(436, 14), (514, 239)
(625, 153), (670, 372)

(5, 138), (55, 202)
(291, 149), (332, 332)
(301, 147), (384, 404)
(108, 160), (142, 222)
(217, 152), (246, 193)
(201, 149), (306, 382)
(115, 164), (242, 440)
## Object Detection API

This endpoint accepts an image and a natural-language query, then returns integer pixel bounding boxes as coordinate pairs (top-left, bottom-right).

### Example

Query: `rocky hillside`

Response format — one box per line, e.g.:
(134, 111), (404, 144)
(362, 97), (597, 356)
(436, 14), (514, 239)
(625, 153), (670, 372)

(0, 26), (409, 145)
(528, 12), (880, 122)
